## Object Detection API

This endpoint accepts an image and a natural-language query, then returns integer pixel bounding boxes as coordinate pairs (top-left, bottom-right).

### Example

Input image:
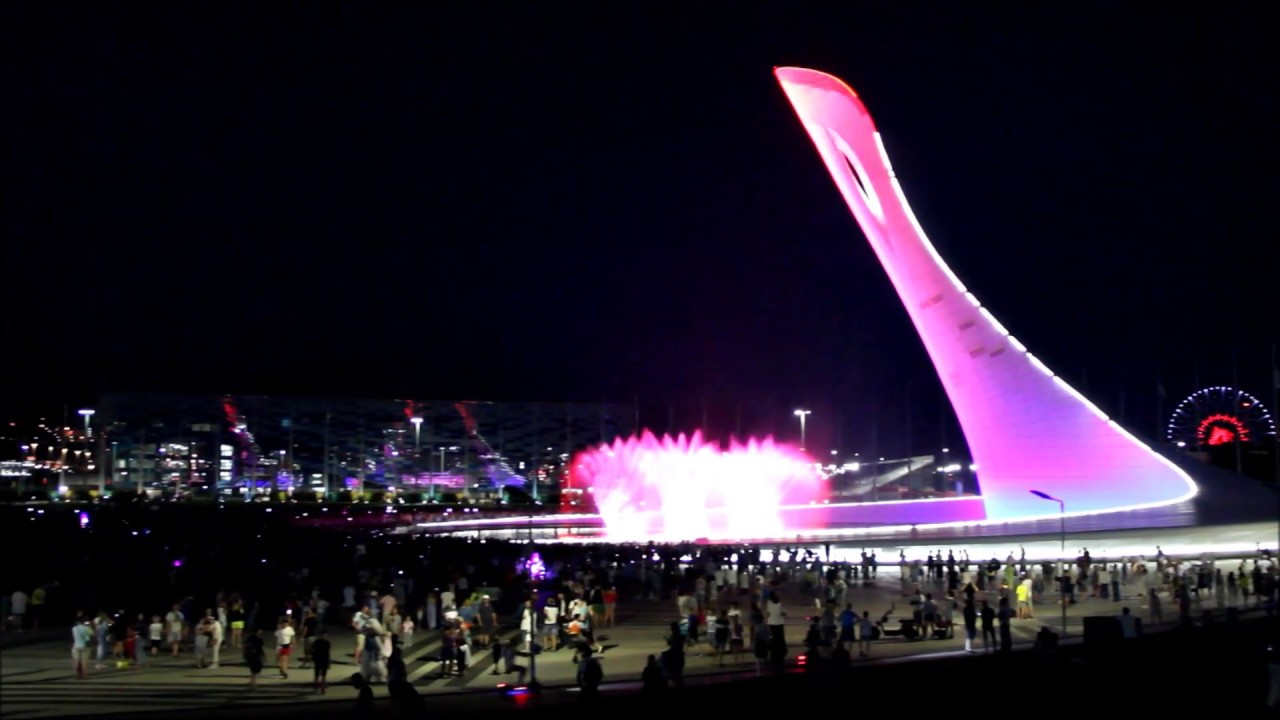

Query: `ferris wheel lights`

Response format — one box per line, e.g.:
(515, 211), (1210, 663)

(1166, 386), (1275, 446)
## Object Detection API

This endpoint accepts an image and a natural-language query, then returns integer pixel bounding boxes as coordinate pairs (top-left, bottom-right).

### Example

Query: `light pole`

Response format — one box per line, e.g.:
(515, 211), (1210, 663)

(1030, 489), (1067, 639)
(410, 417), (423, 495)
(793, 409), (811, 452)
(437, 447), (446, 503)
(78, 410), (95, 495)
(525, 598), (541, 692)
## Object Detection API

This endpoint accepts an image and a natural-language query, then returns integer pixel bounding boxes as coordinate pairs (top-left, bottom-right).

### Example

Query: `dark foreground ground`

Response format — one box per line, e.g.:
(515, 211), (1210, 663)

(79, 614), (1279, 718)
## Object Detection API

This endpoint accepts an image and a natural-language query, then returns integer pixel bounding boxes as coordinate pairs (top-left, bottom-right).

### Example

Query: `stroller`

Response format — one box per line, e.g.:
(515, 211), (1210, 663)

(930, 615), (955, 639)
(873, 605), (921, 641)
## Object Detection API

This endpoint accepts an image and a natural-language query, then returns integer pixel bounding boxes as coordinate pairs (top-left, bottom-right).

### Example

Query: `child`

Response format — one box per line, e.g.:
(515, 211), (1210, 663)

(148, 615), (163, 656)
(400, 615), (415, 649)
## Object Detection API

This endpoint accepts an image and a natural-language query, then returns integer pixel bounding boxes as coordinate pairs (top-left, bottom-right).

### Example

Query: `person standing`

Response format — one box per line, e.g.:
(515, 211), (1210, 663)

(194, 615), (211, 668)
(602, 585), (618, 627)
(858, 611), (875, 659)
(208, 610), (224, 668)
(30, 586), (46, 630)
(997, 597), (1014, 653)
(980, 601), (995, 652)
(475, 597), (497, 649)
(400, 614), (415, 649)
(243, 629), (265, 689)
(72, 614), (92, 679)
(351, 605), (371, 664)
(9, 589), (29, 632)
(165, 604), (184, 657)
(311, 629), (332, 694)
(963, 600), (978, 653)
(148, 615), (163, 656)
(425, 592), (438, 631)
(133, 613), (149, 669)
(228, 599), (245, 649)
(93, 611), (110, 670)
(299, 608), (319, 668)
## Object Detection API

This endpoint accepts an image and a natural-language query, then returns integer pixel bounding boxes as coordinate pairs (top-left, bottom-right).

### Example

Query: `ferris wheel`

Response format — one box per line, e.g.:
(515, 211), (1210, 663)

(1166, 386), (1277, 448)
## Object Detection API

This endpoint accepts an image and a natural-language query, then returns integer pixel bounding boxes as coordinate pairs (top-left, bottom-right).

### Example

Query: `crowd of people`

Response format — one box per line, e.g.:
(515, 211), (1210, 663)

(2, 502), (1278, 707)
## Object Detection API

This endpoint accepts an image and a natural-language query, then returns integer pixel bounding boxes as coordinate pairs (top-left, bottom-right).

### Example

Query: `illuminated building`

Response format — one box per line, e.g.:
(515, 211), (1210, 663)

(97, 394), (632, 498)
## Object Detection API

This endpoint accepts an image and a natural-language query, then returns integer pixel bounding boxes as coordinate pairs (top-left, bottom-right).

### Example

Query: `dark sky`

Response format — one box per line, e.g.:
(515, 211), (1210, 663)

(4, 3), (1276, 455)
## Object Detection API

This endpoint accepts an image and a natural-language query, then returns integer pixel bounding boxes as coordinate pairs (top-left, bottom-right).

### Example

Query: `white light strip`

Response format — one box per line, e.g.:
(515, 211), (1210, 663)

(414, 513), (600, 530)
(1052, 376), (1110, 422)
(1007, 336), (1027, 353)
(872, 132), (895, 177)
(978, 307), (1010, 337)
(1026, 354), (1054, 377)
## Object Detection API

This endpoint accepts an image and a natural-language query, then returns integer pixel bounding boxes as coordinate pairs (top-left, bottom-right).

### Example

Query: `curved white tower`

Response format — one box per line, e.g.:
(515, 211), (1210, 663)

(775, 67), (1196, 521)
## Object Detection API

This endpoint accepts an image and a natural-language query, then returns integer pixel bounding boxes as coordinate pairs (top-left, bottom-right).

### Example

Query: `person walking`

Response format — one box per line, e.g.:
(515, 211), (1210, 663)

(275, 617), (295, 679)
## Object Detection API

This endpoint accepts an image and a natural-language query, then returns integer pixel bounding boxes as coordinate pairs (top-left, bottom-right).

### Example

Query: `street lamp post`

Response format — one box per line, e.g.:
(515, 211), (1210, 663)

(1030, 489), (1067, 639)
(525, 598), (541, 692)
(273, 450), (286, 499)
(78, 410), (96, 495)
(793, 409), (811, 452)
(437, 447), (446, 503)
(410, 417), (423, 495)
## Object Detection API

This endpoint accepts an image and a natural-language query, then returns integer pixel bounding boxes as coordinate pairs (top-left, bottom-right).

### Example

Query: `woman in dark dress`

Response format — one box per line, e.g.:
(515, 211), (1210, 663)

(752, 622), (770, 673)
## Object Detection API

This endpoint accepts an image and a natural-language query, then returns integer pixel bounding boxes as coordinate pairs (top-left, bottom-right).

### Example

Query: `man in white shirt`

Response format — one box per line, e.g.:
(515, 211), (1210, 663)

(440, 586), (456, 612)
(351, 606), (371, 664)
(164, 605), (184, 656)
(542, 601), (560, 652)
(519, 600), (534, 651)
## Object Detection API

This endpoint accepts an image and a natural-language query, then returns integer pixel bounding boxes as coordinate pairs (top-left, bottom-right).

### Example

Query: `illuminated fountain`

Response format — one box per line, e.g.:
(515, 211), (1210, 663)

(569, 430), (828, 542)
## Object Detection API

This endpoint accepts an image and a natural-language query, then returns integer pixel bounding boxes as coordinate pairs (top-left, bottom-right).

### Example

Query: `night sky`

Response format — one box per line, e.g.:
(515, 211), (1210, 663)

(5, 4), (1276, 456)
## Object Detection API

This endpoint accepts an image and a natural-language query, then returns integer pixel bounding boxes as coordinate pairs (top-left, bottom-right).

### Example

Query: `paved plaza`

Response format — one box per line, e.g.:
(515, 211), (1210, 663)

(3, 568), (1252, 720)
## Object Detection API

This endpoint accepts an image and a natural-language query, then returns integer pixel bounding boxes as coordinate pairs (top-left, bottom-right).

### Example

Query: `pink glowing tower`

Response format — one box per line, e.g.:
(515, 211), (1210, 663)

(774, 67), (1196, 521)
